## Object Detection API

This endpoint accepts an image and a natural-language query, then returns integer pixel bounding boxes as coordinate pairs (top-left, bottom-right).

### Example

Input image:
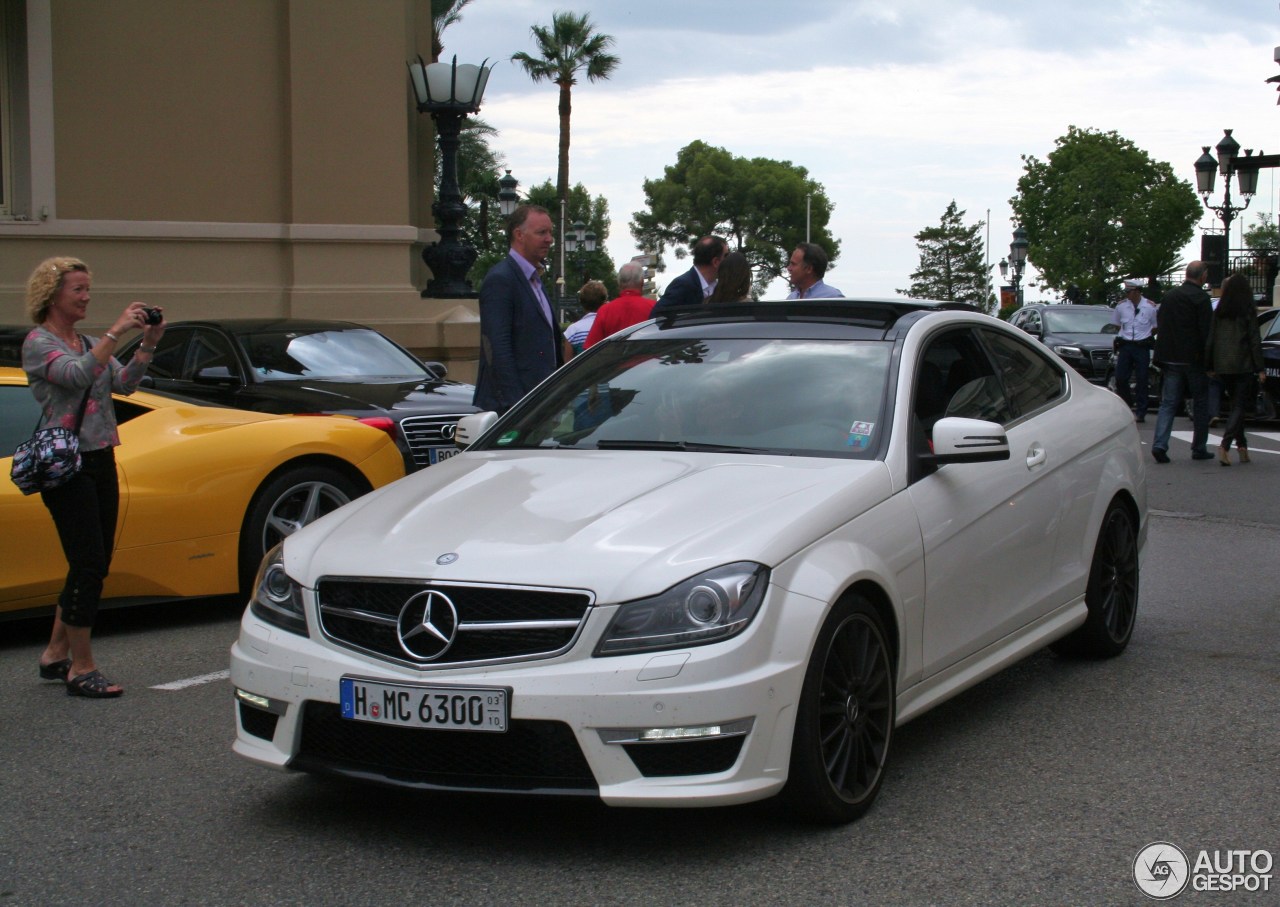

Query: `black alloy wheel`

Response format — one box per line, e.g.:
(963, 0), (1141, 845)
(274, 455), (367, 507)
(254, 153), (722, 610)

(784, 595), (895, 824)
(1052, 501), (1139, 658)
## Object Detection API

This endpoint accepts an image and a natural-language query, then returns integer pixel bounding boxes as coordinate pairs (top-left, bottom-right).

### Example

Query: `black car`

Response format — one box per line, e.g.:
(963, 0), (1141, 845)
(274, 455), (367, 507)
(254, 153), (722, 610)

(1008, 304), (1119, 384)
(118, 319), (478, 472)
(1249, 306), (1279, 420)
(0, 326), (27, 367)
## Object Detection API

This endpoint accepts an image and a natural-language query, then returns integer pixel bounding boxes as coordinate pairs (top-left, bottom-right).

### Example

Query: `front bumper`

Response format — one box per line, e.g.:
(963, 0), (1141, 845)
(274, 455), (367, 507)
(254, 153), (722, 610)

(230, 586), (815, 808)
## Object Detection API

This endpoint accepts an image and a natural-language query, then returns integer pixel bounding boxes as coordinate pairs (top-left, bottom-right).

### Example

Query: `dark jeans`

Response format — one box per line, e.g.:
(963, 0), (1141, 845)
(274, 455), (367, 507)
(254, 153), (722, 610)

(40, 446), (118, 628)
(1152, 364), (1209, 455)
(1217, 373), (1257, 450)
(1113, 341), (1151, 417)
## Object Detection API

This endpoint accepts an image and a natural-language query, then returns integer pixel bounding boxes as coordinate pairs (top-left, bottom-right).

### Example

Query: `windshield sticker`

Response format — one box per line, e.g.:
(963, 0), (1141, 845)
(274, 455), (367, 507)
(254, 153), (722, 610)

(497, 431), (519, 446)
(846, 422), (874, 450)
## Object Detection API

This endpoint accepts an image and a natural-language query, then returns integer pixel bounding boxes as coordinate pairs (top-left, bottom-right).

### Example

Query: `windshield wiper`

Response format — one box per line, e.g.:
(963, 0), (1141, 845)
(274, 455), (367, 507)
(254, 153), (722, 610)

(595, 439), (782, 454)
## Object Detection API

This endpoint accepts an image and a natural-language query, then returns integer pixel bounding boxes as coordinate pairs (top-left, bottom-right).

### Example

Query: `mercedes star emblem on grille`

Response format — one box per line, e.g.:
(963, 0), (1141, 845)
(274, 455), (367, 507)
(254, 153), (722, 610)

(397, 590), (459, 661)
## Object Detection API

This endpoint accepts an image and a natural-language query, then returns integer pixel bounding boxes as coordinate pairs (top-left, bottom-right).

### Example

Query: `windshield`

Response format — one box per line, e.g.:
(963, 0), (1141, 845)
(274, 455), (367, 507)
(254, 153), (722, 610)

(484, 336), (891, 458)
(235, 328), (428, 380)
(1043, 308), (1116, 334)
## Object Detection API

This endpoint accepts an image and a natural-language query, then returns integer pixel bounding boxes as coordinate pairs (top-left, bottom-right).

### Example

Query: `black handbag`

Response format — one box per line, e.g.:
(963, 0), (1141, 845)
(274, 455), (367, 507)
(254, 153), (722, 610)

(9, 383), (92, 496)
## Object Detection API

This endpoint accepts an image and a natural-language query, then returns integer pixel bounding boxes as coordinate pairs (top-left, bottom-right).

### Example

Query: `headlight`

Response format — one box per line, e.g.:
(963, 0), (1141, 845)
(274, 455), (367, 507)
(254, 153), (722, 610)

(1052, 344), (1084, 358)
(248, 543), (307, 635)
(594, 562), (768, 656)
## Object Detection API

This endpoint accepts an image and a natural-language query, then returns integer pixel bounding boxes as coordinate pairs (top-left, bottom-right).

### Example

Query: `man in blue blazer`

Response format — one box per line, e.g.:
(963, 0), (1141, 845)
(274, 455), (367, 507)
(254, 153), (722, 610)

(473, 205), (563, 413)
(653, 236), (728, 310)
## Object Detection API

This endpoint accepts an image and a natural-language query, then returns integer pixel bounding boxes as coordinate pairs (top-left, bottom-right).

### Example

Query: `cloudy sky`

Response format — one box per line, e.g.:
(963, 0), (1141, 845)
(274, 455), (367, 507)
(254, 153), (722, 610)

(438, 0), (1280, 299)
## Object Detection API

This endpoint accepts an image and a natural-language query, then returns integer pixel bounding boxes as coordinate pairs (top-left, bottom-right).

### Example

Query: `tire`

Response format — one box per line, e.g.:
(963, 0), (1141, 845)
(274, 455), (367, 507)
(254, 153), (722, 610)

(1052, 502), (1138, 658)
(783, 595), (895, 824)
(238, 465), (363, 594)
(1257, 387), (1277, 422)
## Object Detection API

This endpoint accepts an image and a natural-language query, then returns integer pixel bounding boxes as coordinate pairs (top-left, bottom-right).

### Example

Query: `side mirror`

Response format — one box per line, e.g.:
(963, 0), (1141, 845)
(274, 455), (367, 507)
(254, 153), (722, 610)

(193, 367), (241, 386)
(423, 361), (447, 381)
(454, 412), (498, 448)
(925, 417), (1010, 464)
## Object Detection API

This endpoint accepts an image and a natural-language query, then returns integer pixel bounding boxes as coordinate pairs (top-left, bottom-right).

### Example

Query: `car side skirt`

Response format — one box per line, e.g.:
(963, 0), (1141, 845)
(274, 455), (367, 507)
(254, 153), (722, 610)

(895, 597), (1087, 725)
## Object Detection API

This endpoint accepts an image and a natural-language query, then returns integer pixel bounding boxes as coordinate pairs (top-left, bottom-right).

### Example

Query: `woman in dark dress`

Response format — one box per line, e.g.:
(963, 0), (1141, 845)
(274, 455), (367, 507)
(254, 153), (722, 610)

(1205, 273), (1265, 465)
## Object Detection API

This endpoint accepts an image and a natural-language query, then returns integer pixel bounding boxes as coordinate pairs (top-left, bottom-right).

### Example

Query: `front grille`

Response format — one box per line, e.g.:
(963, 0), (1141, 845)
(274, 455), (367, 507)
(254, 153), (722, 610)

(293, 701), (597, 794)
(1088, 349), (1111, 378)
(399, 414), (466, 469)
(317, 579), (593, 668)
(622, 737), (746, 777)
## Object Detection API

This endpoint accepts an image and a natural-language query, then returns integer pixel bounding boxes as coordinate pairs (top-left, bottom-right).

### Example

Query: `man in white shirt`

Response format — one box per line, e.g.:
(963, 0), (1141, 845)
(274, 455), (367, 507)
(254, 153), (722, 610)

(1110, 278), (1159, 422)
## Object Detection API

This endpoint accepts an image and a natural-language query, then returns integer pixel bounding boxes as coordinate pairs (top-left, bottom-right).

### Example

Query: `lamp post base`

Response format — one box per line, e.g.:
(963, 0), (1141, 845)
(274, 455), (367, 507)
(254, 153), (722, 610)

(421, 241), (479, 298)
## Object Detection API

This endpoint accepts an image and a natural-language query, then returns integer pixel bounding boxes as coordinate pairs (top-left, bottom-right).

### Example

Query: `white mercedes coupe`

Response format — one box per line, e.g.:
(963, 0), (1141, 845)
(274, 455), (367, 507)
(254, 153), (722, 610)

(231, 299), (1146, 823)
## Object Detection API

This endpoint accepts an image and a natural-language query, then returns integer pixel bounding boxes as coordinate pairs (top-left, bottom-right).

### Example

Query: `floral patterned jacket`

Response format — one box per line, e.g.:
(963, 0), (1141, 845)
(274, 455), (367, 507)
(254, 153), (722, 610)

(22, 326), (148, 452)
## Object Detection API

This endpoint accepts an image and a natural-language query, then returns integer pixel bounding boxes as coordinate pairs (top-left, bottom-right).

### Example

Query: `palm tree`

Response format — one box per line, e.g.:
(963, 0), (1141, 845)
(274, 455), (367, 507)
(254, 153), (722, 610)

(430, 0), (474, 60)
(512, 11), (620, 216)
(449, 118), (506, 250)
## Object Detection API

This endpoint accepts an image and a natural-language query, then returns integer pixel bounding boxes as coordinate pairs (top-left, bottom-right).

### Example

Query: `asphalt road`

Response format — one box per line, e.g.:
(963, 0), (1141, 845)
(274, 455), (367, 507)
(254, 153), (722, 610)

(1, 419), (1276, 906)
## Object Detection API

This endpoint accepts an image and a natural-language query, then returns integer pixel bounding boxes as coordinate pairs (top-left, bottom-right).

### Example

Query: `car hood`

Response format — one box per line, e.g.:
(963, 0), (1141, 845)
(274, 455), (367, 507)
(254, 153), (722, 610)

(246, 377), (478, 416)
(285, 451), (893, 603)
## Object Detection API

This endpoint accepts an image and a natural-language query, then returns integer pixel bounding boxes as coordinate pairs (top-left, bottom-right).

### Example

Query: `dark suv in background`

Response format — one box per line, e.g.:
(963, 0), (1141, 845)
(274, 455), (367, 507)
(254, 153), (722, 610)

(1009, 304), (1118, 385)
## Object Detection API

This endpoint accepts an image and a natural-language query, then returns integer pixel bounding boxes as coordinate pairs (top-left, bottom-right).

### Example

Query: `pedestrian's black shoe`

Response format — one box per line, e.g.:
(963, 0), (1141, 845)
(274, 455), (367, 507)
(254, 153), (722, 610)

(1191, 450), (1214, 460)
(1152, 448), (1170, 463)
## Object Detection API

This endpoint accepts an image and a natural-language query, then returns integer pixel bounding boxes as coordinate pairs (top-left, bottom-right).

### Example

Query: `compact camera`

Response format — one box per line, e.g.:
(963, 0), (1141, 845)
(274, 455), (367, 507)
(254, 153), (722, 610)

(142, 307), (164, 325)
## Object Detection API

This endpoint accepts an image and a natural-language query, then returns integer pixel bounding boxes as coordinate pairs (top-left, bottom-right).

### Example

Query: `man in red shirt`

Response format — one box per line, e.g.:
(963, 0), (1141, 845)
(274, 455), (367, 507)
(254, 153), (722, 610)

(583, 262), (657, 349)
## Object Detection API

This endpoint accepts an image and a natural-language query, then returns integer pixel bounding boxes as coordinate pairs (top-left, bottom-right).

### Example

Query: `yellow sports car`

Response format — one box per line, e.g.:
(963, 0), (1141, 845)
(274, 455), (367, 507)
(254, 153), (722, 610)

(1, 367), (404, 618)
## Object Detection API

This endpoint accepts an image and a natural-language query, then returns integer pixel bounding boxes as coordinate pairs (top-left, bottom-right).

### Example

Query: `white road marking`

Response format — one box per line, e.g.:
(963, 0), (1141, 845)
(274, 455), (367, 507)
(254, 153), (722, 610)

(151, 669), (230, 691)
(1170, 430), (1279, 454)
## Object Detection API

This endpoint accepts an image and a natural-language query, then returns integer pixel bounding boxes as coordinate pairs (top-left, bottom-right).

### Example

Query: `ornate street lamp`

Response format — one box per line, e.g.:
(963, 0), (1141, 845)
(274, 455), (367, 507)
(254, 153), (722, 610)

(1195, 129), (1259, 245)
(497, 170), (520, 217)
(999, 226), (1029, 306)
(408, 54), (495, 298)
(563, 219), (598, 287)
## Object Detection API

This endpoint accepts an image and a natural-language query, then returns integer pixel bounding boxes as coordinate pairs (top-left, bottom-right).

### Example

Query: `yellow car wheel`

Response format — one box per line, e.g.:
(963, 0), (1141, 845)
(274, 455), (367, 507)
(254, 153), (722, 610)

(238, 465), (366, 594)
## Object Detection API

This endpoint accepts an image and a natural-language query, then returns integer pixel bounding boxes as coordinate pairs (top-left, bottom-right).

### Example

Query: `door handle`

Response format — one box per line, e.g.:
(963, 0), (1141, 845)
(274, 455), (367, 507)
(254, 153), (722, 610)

(1026, 444), (1047, 469)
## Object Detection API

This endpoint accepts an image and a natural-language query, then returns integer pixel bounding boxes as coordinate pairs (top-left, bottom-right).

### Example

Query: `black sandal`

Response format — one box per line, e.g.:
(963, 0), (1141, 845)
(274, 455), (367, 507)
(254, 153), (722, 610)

(65, 670), (124, 698)
(39, 658), (72, 681)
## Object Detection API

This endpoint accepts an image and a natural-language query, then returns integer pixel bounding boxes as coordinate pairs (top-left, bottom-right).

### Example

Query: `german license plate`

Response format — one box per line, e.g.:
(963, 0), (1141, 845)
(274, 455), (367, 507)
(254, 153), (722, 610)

(339, 677), (508, 732)
(429, 446), (460, 465)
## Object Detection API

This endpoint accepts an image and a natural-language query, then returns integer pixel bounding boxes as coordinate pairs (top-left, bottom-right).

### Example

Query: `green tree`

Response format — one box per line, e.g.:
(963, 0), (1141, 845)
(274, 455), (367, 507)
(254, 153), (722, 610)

(512, 12), (619, 221)
(467, 180), (618, 298)
(899, 200), (993, 312)
(1011, 126), (1200, 305)
(1244, 212), (1280, 251)
(631, 140), (840, 298)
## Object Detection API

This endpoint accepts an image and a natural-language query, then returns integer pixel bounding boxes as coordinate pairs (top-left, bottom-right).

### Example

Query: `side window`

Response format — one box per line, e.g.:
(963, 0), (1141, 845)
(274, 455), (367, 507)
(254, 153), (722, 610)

(146, 331), (190, 380)
(981, 328), (1065, 417)
(184, 330), (239, 381)
(915, 328), (1014, 430)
